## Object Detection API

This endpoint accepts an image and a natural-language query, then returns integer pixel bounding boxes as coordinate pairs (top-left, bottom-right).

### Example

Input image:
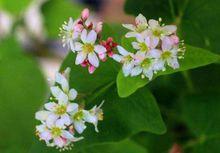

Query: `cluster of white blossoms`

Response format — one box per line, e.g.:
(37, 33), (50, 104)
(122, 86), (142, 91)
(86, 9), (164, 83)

(113, 14), (185, 80)
(35, 67), (104, 151)
(60, 8), (117, 74)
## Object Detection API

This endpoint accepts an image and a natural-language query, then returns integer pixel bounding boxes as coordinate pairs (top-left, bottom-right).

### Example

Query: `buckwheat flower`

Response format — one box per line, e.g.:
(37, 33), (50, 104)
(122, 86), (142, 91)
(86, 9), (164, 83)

(59, 18), (83, 51)
(112, 46), (135, 77)
(36, 120), (83, 149)
(83, 101), (104, 132)
(81, 8), (89, 20)
(70, 105), (87, 134)
(148, 19), (177, 40)
(74, 29), (107, 68)
(155, 36), (180, 71)
(123, 14), (148, 38)
(132, 34), (159, 53)
(131, 50), (161, 80)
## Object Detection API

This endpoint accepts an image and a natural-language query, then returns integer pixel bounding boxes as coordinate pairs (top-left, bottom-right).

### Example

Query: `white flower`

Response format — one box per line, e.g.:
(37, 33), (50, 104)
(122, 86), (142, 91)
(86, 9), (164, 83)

(131, 49), (161, 80)
(112, 46), (135, 77)
(132, 33), (159, 52)
(36, 119), (83, 149)
(60, 18), (83, 51)
(74, 29), (107, 68)
(155, 36), (180, 71)
(83, 101), (104, 132)
(70, 105), (87, 134)
(148, 19), (177, 40)
(123, 14), (148, 38)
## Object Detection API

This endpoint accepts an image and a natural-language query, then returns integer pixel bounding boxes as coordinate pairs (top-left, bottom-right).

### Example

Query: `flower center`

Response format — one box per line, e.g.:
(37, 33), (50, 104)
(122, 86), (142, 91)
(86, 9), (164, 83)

(136, 24), (147, 33)
(55, 105), (67, 115)
(139, 42), (148, 52)
(141, 59), (152, 68)
(73, 110), (84, 121)
(51, 127), (62, 137)
(83, 43), (94, 53)
(153, 29), (162, 37)
(161, 51), (171, 60)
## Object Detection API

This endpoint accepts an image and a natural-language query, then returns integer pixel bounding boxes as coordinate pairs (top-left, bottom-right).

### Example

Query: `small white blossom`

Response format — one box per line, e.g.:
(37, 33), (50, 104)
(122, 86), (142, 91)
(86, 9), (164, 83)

(60, 18), (83, 51)
(113, 46), (135, 77)
(123, 14), (148, 38)
(155, 36), (180, 71)
(36, 119), (83, 149)
(74, 29), (107, 68)
(147, 19), (177, 40)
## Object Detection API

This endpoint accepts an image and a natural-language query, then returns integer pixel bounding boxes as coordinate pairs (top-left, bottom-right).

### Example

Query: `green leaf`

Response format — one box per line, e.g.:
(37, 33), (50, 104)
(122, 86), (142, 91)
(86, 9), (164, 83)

(42, 0), (83, 38)
(0, 38), (47, 152)
(80, 139), (148, 153)
(181, 94), (220, 153)
(0, 0), (30, 15)
(124, 0), (220, 54)
(117, 45), (220, 97)
(30, 86), (165, 153)
(60, 52), (119, 94)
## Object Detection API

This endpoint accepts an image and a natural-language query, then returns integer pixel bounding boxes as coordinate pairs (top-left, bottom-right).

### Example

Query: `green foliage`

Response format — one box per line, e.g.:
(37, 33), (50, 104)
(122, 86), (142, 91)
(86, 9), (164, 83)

(42, 0), (83, 38)
(0, 0), (30, 15)
(117, 44), (220, 97)
(0, 38), (47, 153)
(181, 94), (220, 153)
(124, 0), (220, 54)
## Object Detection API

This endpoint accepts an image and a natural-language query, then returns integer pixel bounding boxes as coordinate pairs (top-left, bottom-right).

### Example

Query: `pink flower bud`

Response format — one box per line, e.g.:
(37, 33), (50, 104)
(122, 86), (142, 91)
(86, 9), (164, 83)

(98, 52), (106, 61)
(81, 8), (89, 20)
(95, 22), (103, 33)
(88, 65), (96, 74)
(170, 35), (179, 45)
(74, 24), (83, 32)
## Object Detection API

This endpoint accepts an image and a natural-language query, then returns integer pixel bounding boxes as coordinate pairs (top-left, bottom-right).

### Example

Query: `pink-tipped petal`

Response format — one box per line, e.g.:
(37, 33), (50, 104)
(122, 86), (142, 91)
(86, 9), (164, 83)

(81, 8), (89, 20)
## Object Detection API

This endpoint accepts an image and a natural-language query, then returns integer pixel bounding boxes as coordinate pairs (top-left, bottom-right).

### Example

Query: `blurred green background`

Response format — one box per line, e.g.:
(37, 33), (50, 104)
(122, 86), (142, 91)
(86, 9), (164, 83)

(0, 0), (220, 153)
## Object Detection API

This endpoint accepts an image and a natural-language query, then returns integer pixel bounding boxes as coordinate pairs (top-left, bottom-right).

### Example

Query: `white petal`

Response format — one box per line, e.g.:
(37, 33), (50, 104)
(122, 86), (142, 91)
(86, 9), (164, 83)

(122, 62), (134, 76)
(143, 69), (154, 80)
(167, 57), (179, 69)
(62, 130), (73, 139)
(153, 60), (165, 71)
(147, 49), (161, 58)
(125, 32), (137, 38)
(122, 24), (135, 31)
(135, 14), (147, 25)
(61, 114), (71, 125)
(75, 51), (87, 65)
(88, 52), (99, 67)
(112, 54), (123, 62)
(74, 121), (86, 134)
(57, 91), (68, 105)
(55, 73), (69, 92)
(35, 111), (50, 121)
(162, 36), (173, 51)
(67, 103), (78, 112)
(40, 131), (52, 141)
(131, 66), (142, 76)
(55, 118), (65, 128)
(46, 114), (59, 128)
(148, 19), (159, 28)
(50, 86), (62, 98)
(74, 42), (83, 51)
(36, 124), (46, 132)
(81, 29), (87, 43)
(86, 30), (97, 44)
(162, 25), (177, 35)
(150, 37), (159, 49)
(94, 45), (106, 54)
(54, 137), (65, 148)
(132, 42), (140, 50)
(83, 110), (97, 123)
(117, 46), (129, 56)
(136, 33), (144, 42)
(68, 88), (77, 100)
(44, 102), (57, 111)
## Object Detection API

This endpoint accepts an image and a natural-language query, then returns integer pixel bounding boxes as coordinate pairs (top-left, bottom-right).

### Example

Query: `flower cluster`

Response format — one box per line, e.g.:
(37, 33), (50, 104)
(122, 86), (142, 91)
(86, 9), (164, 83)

(35, 67), (104, 151)
(59, 8), (117, 74)
(113, 14), (185, 80)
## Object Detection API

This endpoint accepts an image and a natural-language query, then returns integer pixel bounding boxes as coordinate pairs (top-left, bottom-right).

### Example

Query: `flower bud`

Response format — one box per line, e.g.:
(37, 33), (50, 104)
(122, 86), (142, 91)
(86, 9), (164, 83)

(95, 22), (103, 33)
(81, 8), (89, 20)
